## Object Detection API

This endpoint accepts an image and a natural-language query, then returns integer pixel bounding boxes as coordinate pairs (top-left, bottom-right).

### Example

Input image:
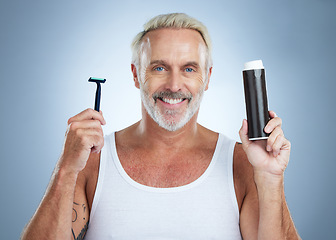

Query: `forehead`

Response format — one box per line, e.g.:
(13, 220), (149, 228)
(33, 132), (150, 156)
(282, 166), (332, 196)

(143, 28), (206, 61)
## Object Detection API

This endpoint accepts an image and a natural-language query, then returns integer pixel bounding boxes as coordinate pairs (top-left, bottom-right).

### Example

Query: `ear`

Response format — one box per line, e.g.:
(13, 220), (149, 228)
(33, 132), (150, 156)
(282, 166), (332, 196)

(131, 64), (140, 89)
(204, 67), (212, 91)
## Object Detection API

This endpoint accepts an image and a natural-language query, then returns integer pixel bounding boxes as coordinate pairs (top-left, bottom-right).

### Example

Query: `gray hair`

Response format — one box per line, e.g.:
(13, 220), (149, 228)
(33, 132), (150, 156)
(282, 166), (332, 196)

(131, 13), (213, 72)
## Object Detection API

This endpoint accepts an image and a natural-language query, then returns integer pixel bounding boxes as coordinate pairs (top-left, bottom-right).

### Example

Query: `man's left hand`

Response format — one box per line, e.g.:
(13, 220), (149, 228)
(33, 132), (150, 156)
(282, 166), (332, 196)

(239, 111), (291, 177)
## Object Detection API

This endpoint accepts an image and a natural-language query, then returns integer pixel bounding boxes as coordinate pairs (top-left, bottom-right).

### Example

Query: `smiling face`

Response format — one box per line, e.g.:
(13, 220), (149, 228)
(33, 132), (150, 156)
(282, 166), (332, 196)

(133, 28), (211, 131)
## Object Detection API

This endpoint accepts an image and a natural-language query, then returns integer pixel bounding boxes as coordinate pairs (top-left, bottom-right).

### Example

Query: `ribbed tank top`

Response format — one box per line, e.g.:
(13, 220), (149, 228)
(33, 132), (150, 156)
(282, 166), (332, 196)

(85, 133), (242, 239)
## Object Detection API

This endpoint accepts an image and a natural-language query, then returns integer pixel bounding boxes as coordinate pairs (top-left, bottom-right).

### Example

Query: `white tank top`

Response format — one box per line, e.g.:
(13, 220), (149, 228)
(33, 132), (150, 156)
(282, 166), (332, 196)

(85, 133), (242, 239)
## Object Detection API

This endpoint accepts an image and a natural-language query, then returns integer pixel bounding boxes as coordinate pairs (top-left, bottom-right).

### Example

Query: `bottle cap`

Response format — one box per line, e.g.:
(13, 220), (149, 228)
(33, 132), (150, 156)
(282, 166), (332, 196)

(244, 60), (264, 70)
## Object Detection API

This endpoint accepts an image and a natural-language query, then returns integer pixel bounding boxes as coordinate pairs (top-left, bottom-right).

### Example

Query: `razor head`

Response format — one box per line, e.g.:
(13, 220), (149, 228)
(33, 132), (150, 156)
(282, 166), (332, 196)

(88, 77), (106, 83)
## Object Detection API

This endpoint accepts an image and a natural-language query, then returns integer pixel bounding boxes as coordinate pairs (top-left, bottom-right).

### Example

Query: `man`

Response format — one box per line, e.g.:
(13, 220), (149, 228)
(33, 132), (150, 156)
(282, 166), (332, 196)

(21, 13), (300, 239)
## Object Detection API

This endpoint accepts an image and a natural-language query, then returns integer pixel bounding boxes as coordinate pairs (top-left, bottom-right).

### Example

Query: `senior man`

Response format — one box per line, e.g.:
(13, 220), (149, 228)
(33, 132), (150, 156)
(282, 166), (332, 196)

(21, 13), (300, 239)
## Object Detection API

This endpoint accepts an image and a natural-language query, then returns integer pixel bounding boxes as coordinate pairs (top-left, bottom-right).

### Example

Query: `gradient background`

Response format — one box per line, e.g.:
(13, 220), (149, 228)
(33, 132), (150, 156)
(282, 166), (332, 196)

(1, 0), (335, 239)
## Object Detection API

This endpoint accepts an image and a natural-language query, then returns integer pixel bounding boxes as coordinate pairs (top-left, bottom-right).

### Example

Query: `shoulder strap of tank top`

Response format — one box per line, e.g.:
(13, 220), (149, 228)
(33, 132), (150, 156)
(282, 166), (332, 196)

(218, 133), (240, 221)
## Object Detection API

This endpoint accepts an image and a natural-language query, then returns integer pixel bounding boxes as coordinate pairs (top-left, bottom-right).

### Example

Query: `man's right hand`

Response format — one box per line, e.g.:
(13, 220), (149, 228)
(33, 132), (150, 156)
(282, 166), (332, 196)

(59, 108), (106, 175)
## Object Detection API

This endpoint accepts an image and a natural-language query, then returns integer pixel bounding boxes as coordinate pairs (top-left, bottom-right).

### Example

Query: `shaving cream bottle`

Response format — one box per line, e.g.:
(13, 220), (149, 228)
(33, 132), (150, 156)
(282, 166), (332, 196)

(242, 60), (270, 140)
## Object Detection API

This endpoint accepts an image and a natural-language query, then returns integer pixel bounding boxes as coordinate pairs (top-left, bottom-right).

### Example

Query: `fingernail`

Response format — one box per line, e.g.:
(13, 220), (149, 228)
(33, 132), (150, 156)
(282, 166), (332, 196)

(267, 145), (272, 151)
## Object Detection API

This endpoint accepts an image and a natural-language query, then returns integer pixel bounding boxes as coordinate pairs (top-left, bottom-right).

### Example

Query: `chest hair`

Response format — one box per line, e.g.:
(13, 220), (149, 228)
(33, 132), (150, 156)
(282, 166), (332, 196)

(118, 147), (213, 188)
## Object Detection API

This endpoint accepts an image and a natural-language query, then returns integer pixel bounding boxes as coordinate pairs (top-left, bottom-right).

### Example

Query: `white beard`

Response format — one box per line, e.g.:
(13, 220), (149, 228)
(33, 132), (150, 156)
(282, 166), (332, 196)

(140, 85), (206, 132)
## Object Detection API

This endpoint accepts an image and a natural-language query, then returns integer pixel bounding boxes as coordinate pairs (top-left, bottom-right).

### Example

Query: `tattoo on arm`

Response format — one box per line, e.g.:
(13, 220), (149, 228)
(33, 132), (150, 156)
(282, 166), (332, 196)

(71, 228), (76, 239)
(72, 207), (78, 222)
(72, 202), (89, 240)
(72, 221), (88, 240)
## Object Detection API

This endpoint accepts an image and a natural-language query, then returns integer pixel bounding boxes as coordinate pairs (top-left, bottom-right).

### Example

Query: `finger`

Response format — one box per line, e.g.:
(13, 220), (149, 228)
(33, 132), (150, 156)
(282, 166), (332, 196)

(271, 134), (285, 157)
(266, 126), (284, 152)
(73, 127), (103, 146)
(68, 108), (106, 125)
(68, 120), (103, 132)
(75, 128), (105, 152)
(264, 116), (282, 134)
(239, 119), (251, 149)
(269, 110), (277, 119)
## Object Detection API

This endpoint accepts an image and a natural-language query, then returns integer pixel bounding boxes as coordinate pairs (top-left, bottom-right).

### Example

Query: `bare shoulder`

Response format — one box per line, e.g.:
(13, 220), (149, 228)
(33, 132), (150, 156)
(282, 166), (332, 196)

(115, 122), (141, 147)
(197, 124), (219, 147)
(233, 143), (255, 211)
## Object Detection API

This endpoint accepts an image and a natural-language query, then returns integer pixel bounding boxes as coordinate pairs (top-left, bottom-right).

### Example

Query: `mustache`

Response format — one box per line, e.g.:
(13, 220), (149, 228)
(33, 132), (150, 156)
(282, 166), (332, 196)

(152, 91), (193, 102)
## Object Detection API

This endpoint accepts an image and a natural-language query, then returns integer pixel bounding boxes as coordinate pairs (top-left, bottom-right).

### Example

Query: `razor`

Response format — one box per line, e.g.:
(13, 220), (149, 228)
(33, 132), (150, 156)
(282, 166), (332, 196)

(88, 77), (106, 112)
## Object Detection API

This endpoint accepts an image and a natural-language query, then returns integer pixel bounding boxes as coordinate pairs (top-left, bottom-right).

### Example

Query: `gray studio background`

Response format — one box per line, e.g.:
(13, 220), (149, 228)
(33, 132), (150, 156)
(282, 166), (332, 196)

(1, 0), (335, 239)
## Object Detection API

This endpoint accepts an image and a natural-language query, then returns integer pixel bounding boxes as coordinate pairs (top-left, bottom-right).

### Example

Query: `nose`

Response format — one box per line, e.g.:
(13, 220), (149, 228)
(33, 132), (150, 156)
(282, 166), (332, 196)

(164, 70), (183, 92)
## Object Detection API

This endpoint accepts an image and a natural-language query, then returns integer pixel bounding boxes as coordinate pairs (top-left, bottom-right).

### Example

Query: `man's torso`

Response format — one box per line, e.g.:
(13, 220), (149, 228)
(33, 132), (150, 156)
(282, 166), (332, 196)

(82, 126), (250, 232)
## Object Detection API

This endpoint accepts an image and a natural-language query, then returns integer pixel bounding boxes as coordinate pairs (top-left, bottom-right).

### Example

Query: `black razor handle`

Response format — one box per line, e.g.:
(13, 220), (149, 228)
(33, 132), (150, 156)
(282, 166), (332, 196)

(88, 77), (106, 112)
(94, 83), (101, 112)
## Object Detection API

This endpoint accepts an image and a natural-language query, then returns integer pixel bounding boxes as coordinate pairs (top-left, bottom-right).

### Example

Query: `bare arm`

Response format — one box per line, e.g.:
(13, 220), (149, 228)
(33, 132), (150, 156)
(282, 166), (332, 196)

(240, 170), (300, 239)
(21, 109), (105, 240)
(239, 111), (300, 239)
(71, 171), (91, 240)
(254, 173), (299, 239)
(21, 166), (78, 239)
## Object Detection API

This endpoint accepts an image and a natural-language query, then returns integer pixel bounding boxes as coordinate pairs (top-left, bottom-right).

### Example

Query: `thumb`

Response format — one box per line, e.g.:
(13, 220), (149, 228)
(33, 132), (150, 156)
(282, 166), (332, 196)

(239, 119), (251, 149)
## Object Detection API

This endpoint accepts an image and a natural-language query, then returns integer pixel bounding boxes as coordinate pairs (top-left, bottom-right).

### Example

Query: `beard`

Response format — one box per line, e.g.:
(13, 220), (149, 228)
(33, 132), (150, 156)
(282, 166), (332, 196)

(140, 85), (206, 132)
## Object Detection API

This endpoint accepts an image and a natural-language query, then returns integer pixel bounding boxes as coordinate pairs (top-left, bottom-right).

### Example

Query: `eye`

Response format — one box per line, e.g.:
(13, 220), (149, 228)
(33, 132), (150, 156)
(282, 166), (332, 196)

(154, 66), (164, 71)
(185, 67), (194, 73)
